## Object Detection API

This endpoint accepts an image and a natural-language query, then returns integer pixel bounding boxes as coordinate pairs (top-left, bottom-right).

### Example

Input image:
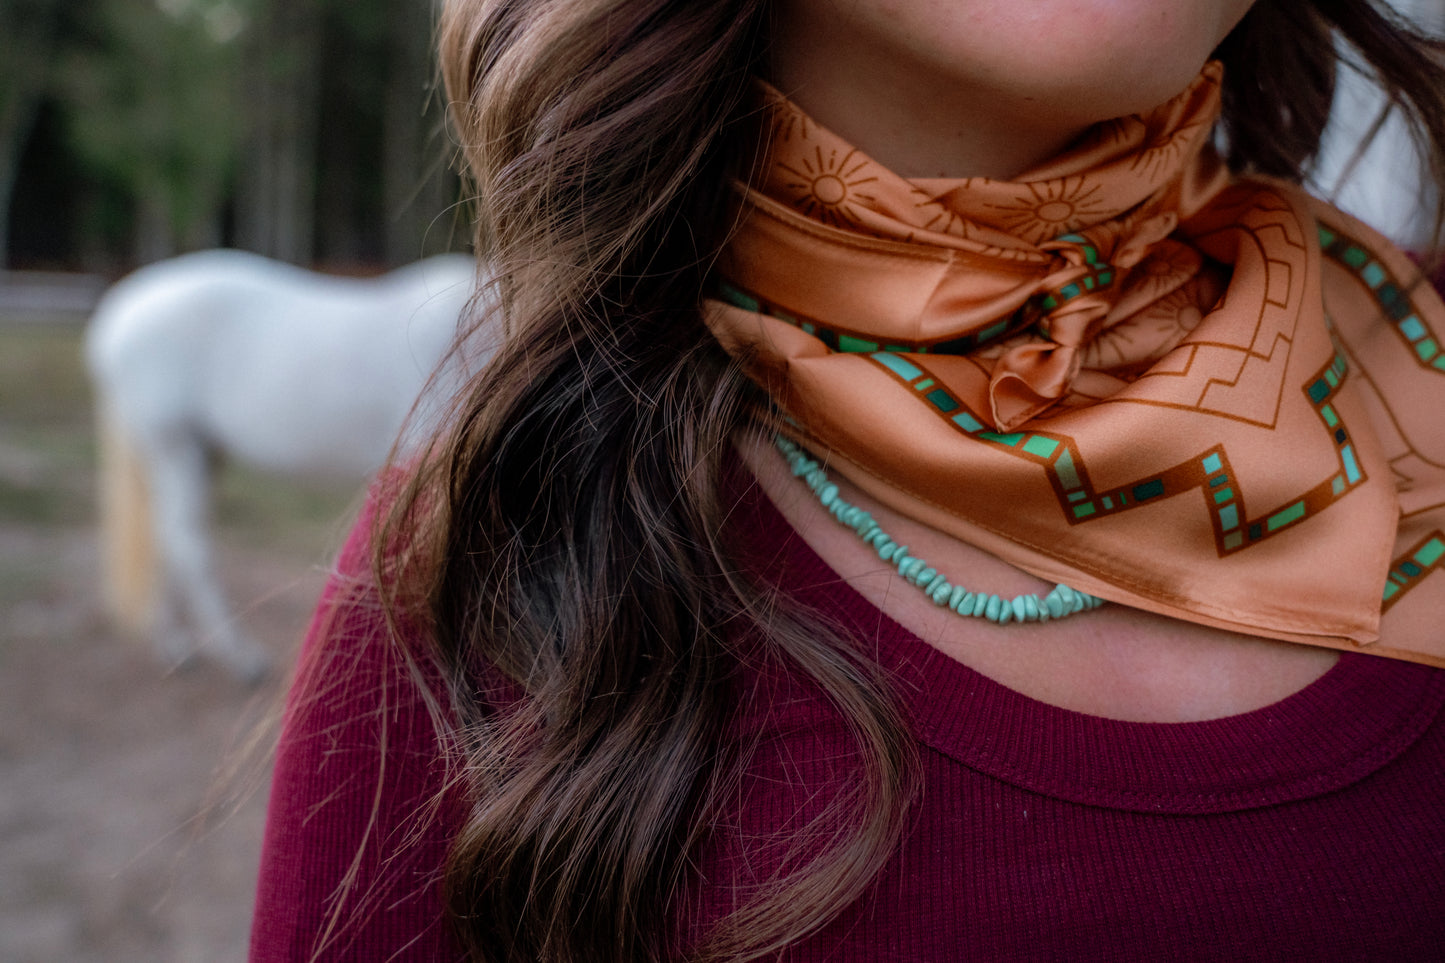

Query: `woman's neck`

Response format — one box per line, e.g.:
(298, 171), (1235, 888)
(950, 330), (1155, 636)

(766, 0), (1254, 181)
(767, 35), (1086, 180)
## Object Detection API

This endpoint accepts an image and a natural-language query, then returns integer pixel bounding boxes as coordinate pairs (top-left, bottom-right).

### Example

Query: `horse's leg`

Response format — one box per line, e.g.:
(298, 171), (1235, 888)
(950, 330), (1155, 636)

(146, 432), (272, 682)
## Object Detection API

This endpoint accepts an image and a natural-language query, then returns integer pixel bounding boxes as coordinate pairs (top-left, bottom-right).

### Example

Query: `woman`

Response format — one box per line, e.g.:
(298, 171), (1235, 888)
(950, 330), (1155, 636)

(251, 1), (1445, 960)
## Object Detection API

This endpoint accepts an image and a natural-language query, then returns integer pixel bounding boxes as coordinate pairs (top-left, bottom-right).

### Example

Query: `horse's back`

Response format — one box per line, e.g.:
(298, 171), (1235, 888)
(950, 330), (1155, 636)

(87, 250), (328, 394)
(86, 249), (478, 478)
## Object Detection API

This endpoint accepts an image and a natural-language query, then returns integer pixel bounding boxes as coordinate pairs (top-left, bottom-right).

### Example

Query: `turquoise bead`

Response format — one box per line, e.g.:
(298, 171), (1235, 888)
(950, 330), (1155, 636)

(771, 435), (1105, 628)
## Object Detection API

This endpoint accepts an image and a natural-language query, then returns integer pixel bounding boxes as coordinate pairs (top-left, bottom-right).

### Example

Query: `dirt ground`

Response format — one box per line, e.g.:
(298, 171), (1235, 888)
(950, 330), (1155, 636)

(0, 320), (362, 962)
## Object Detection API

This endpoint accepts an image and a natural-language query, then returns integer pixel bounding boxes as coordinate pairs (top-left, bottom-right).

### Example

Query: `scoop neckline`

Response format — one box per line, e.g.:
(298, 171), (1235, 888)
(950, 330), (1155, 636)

(735, 467), (1445, 814)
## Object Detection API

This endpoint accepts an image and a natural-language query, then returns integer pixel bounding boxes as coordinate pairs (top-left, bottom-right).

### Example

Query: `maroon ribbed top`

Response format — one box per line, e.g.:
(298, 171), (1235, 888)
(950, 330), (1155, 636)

(251, 474), (1445, 961)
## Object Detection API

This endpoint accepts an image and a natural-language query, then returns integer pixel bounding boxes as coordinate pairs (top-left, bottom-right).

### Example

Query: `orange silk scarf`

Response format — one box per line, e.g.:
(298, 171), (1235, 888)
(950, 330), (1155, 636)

(707, 63), (1445, 667)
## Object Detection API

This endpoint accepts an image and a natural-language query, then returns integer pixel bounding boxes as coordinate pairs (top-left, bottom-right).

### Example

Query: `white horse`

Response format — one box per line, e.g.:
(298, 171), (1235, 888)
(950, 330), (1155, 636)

(86, 249), (482, 680)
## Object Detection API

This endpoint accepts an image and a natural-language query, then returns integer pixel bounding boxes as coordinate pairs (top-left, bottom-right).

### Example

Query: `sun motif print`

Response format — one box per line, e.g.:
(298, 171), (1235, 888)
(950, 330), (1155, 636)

(777, 145), (880, 229)
(980, 177), (1112, 246)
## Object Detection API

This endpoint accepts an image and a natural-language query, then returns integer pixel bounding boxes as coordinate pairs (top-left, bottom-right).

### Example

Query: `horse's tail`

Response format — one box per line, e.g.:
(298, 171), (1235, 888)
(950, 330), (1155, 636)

(95, 395), (156, 636)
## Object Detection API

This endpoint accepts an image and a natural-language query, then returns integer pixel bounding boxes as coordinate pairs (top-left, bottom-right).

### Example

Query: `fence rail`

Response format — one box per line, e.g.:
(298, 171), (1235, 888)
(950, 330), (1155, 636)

(0, 272), (109, 321)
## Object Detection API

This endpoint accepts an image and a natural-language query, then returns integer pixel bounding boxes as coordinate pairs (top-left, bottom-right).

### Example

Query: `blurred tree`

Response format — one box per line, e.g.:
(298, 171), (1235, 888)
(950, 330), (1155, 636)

(60, 0), (252, 262)
(313, 0), (387, 264)
(229, 0), (459, 265)
(381, 0), (460, 264)
(234, 0), (323, 263)
(307, 0), (459, 265)
(0, 0), (67, 266)
(4, 0), (458, 270)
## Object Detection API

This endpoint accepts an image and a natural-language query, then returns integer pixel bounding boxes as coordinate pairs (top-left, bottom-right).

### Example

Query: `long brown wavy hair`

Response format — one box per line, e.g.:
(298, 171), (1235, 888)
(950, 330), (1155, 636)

(371, 1), (1445, 961)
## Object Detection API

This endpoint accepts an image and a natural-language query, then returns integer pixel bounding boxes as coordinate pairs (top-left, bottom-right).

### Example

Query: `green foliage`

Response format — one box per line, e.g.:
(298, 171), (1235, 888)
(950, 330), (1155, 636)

(59, 0), (255, 254)
(0, 0), (65, 103)
(6, 0), (458, 269)
(0, 0), (65, 130)
(0, 0), (68, 263)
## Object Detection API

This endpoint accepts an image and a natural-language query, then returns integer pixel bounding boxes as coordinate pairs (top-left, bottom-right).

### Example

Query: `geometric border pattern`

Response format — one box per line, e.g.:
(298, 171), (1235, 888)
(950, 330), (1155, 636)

(717, 280), (1021, 356)
(1382, 532), (1445, 612)
(865, 344), (1365, 557)
(1319, 221), (1445, 608)
(1318, 223), (1445, 374)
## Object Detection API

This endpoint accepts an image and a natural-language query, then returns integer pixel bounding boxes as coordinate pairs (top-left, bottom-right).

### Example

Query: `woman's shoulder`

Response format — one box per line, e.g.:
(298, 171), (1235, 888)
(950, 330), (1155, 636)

(250, 473), (467, 963)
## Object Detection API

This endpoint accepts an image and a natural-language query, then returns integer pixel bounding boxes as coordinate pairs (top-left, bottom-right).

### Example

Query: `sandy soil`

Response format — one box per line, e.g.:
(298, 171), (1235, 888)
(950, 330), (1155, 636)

(0, 526), (328, 963)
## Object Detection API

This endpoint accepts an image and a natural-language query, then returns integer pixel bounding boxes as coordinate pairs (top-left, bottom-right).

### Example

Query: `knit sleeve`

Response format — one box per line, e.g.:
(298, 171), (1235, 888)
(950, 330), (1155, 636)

(249, 498), (466, 963)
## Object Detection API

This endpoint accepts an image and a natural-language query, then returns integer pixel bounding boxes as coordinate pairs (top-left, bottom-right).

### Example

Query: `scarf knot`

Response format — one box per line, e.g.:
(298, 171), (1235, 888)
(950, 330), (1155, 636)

(988, 210), (1186, 430)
